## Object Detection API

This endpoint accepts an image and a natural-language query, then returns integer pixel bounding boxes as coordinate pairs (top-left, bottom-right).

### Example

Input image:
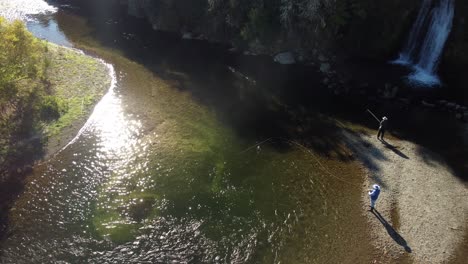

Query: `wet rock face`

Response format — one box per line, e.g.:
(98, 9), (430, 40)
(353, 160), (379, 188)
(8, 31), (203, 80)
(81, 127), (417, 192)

(274, 52), (296, 65)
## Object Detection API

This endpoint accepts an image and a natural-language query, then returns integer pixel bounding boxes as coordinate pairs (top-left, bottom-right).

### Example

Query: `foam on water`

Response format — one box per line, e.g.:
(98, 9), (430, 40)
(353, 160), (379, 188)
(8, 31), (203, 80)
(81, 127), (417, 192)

(390, 55), (412, 66)
(0, 0), (57, 21)
(408, 66), (442, 86)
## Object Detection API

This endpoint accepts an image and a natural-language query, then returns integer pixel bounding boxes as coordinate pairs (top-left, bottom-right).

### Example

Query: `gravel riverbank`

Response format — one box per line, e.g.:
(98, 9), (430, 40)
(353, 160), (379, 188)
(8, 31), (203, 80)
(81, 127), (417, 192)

(343, 130), (467, 263)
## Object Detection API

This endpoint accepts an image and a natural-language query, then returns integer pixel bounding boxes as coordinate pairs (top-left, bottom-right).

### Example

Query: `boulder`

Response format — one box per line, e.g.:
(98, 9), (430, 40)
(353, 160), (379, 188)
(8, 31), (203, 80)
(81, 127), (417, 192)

(318, 54), (328, 62)
(181, 32), (193, 39)
(320, 63), (331, 73)
(274, 52), (296, 64)
(243, 51), (258, 56)
(194, 34), (206, 40)
(446, 102), (456, 110)
(422, 100), (436, 108)
(437, 100), (447, 107)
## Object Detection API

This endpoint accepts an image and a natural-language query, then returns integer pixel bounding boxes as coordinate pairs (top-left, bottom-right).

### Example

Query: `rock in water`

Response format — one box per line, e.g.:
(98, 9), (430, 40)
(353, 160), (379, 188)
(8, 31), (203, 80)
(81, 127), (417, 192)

(274, 52), (296, 64)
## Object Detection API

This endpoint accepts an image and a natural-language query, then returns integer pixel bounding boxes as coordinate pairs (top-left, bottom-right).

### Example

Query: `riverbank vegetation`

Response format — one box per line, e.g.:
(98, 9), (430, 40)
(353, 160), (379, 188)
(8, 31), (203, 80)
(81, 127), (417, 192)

(0, 17), (110, 178)
(0, 17), (50, 176)
(108, 0), (418, 57)
(0, 17), (110, 240)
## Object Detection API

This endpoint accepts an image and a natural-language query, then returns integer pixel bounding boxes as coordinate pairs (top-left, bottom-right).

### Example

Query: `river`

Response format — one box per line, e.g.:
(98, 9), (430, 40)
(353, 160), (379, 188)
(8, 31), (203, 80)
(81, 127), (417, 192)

(0, 1), (373, 263)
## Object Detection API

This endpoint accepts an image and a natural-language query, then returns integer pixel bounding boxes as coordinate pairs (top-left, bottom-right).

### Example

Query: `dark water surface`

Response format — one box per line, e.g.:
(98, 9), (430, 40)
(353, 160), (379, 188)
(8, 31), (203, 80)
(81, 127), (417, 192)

(0, 1), (374, 263)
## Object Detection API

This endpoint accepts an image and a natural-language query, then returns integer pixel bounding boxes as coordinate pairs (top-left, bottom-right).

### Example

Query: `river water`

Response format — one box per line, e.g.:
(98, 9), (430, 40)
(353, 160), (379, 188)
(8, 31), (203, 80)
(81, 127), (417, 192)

(0, 1), (373, 263)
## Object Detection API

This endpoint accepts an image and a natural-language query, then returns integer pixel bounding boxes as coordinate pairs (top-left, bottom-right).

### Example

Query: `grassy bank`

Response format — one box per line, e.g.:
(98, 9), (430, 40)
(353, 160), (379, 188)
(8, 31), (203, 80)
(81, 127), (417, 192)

(42, 44), (111, 156)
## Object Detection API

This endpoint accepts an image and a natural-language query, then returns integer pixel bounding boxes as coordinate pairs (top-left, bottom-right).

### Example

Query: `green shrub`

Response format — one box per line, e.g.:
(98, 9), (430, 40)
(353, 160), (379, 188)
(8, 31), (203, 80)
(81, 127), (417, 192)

(39, 96), (68, 122)
(0, 18), (46, 89)
(241, 7), (277, 43)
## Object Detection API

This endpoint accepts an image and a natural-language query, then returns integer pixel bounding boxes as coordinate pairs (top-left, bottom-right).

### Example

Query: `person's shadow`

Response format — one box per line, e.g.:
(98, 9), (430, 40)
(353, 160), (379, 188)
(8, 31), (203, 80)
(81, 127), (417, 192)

(371, 209), (412, 253)
(380, 139), (409, 159)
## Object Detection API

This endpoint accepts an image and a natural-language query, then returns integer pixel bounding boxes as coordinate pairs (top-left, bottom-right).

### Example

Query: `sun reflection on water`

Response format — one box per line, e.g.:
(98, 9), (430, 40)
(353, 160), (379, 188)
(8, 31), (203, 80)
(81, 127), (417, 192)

(0, 1), (374, 262)
(60, 61), (143, 165)
(0, 0), (56, 21)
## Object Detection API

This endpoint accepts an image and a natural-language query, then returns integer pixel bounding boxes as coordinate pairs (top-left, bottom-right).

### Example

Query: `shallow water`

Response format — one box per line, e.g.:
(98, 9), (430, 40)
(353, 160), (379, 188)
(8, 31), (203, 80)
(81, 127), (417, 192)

(0, 1), (373, 263)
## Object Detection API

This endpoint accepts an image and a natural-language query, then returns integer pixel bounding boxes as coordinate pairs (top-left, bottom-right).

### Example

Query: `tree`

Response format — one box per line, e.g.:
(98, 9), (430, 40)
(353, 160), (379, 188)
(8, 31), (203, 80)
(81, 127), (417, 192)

(0, 17), (46, 103)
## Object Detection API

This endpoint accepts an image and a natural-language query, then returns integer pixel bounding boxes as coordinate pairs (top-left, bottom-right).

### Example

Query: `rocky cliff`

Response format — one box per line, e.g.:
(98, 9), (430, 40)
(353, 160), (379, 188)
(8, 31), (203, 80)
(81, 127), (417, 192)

(49, 0), (467, 102)
(117, 0), (423, 59)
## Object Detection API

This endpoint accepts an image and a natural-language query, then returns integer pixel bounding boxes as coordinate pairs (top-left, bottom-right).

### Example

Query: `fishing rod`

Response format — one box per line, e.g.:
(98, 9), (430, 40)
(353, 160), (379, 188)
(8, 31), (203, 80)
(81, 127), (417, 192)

(366, 109), (381, 123)
(239, 138), (273, 154)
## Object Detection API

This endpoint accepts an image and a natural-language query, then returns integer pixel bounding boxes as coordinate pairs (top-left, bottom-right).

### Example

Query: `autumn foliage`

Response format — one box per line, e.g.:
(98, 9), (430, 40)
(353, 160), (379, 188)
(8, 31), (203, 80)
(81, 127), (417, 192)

(0, 17), (49, 172)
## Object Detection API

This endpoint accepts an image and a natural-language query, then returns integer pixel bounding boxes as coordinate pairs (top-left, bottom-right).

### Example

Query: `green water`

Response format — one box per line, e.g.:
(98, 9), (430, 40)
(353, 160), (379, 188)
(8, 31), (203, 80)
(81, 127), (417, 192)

(1, 6), (373, 264)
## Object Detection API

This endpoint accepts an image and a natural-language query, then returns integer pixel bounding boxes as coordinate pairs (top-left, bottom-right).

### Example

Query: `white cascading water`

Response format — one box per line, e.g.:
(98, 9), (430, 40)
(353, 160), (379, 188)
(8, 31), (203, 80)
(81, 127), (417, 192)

(392, 0), (454, 86)
(393, 0), (432, 65)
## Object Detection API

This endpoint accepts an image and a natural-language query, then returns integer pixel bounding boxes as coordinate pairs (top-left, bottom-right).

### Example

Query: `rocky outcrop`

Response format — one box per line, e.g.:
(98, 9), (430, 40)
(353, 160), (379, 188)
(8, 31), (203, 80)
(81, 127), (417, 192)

(106, 0), (420, 59)
(49, 0), (468, 103)
(50, 0), (465, 64)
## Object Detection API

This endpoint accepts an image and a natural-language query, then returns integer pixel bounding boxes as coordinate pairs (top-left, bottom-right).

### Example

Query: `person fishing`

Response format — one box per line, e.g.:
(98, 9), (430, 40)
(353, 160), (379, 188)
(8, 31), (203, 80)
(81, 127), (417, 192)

(368, 184), (381, 211)
(377, 116), (388, 140)
(366, 109), (389, 141)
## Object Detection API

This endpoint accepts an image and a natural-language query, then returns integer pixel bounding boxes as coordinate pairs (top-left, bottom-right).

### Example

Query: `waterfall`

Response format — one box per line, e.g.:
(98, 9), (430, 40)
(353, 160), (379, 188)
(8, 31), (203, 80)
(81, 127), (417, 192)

(392, 0), (454, 86)
(393, 0), (432, 65)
